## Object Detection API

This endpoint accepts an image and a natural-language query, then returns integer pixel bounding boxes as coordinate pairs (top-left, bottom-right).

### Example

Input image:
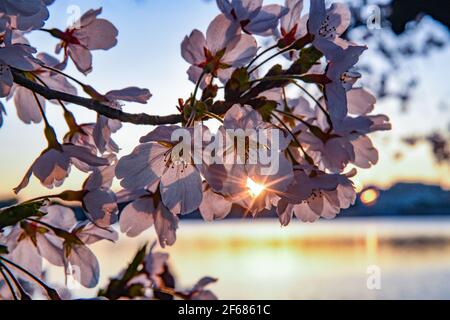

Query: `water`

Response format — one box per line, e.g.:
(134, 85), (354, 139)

(47, 217), (450, 300)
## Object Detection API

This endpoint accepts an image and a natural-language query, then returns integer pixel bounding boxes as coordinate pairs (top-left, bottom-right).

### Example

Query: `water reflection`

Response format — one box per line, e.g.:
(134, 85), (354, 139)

(48, 218), (450, 300)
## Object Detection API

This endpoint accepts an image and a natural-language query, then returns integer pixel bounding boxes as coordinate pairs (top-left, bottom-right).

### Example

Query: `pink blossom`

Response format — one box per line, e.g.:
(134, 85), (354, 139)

(117, 125), (208, 215)
(5, 218), (64, 278)
(0, 44), (40, 98)
(120, 194), (156, 238)
(324, 45), (367, 122)
(277, 0), (307, 52)
(9, 0), (54, 32)
(295, 102), (391, 173)
(277, 167), (357, 224)
(144, 245), (169, 285)
(82, 163), (119, 228)
(0, 0), (52, 36)
(217, 0), (288, 36)
(39, 205), (118, 288)
(199, 182), (232, 221)
(14, 144), (110, 194)
(260, 87), (316, 121)
(347, 88), (376, 116)
(201, 105), (294, 215)
(54, 8), (118, 74)
(119, 193), (179, 248)
(181, 14), (257, 84)
(93, 87), (152, 154)
(308, 0), (351, 58)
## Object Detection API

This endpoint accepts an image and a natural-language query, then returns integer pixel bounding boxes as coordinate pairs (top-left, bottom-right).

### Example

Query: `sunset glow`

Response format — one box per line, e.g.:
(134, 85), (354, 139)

(360, 188), (380, 206)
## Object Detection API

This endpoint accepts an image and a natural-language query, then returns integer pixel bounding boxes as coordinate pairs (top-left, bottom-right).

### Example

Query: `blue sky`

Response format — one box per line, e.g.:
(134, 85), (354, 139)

(0, 0), (449, 200)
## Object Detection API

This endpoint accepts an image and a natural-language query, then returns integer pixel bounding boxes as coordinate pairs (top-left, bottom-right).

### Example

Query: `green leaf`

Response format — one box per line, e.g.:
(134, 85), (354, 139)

(265, 64), (283, 78)
(98, 244), (148, 300)
(122, 244), (148, 283)
(126, 283), (146, 299)
(249, 99), (278, 122)
(225, 68), (250, 101)
(0, 201), (46, 230)
(0, 244), (8, 255)
(293, 46), (323, 75)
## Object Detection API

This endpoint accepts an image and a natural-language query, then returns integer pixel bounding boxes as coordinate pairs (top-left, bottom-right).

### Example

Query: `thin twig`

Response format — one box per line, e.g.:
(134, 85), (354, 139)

(12, 70), (184, 126)
(0, 265), (18, 300)
(0, 256), (61, 300)
(0, 261), (31, 300)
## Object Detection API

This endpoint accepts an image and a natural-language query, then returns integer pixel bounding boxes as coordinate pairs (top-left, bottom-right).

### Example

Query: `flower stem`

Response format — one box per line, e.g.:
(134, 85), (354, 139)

(32, 91), (50, 128)
(0, 261), (31, 300)
(250, 74), (334, 131)
(0, 265), (18, 300)
(41, 65), (87, 88)
(271, 111), (314, 165)
(291, 82), (333, 131)
(248, 46), (293, 74)
(32, 73), (79, 131)
(203, 111), (223, 123)
(0, 257), (61, 300)
(273, 108), (313, 130)
(187, 71), (205, 126)
(246, 44), (279, 69)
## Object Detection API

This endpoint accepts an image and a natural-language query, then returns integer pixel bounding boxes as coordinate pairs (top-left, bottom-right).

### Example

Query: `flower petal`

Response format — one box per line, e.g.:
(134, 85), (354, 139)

(120, 197), (156, 238)
(160, 164), (203, 215)
(199, 183), (232, 221)
(153, 203), (178, 248)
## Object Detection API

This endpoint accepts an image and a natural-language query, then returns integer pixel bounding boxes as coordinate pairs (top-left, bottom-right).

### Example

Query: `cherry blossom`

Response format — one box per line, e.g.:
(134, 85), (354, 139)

(0, 44), (40, 98)
(183, 277), (218, 300)
(82, 163), (118, 228)
(307, 0), (351, 58)
(201, 104), (294, 214)
(295, 102), (391, 173)
(277, 166), (356, 225)
(53, 8), (118, 74)
(261, 87), (316, 121)
(0, 0), (52, 37)
(117, 124), (209, 215)
(117, 191), (179, 248)
(144, 244), (170, 285)
(347, 88), (376, 116)
(217, 0), (288, 36)
(0, 0), (44, 17)
(14, 143), (110, 194)
(199, 182), (233, 221)
(181, 14), (257, 84)
(120, 193), (156, 238)
(0, 0), (392, 300)
(93, 87), (152, 154)
(278, 0), (307, 51)
(5, 217), (64, 278)
(9, 0), (54, 33)
(40, 205), (118, 288)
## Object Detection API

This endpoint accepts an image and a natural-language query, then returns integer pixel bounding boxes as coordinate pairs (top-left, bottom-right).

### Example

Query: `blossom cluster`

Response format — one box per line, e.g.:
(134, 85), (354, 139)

(0, 0), (390, 300)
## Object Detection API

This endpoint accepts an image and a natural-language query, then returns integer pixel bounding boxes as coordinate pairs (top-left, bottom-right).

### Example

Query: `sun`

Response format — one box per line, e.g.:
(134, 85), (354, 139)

(246, 177), (265, 198)
(360, 188), (380, 206)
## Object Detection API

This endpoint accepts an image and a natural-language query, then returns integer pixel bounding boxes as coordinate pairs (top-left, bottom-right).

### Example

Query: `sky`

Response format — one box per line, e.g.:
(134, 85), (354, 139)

(0, 0), (449, 201)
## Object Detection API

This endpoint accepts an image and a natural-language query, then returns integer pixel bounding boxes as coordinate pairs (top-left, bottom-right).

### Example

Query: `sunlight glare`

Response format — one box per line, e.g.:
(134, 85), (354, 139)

(247, 177), (265, 198)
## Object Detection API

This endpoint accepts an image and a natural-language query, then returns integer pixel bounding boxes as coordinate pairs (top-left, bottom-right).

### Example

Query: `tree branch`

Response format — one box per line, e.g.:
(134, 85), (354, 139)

(12, 69), (184, 126)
